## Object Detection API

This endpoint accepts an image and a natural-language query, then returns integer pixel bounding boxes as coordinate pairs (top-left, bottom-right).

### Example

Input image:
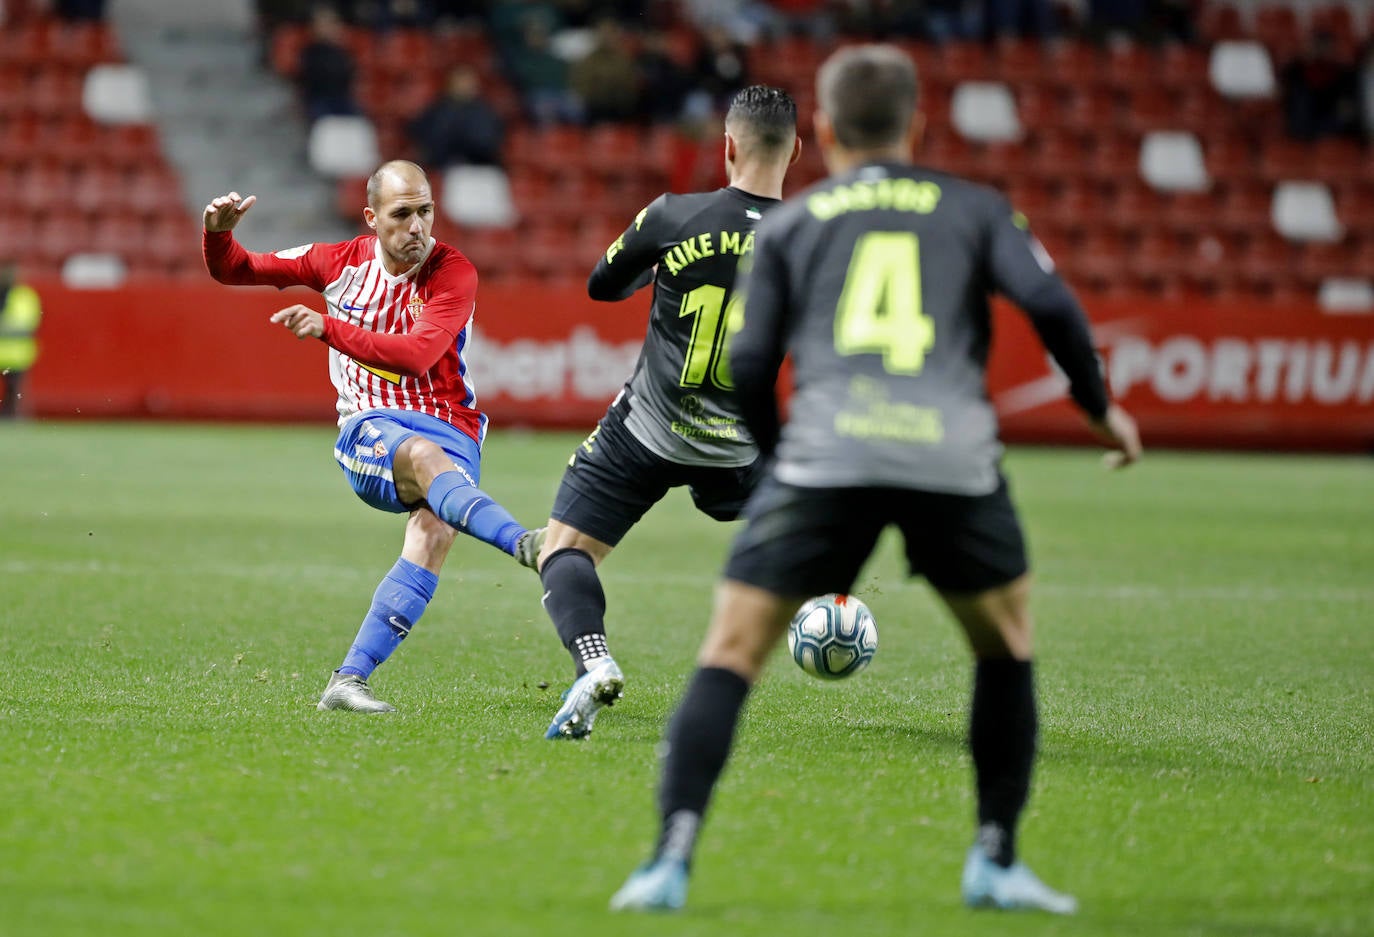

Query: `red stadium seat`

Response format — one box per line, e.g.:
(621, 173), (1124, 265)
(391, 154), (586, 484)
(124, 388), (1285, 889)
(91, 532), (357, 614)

(1165, 190), (1221, 236)
(1025, 128), (1090, 185)
(1236, 231), (1299, 292)
(1042, 179), (1108, 236)
(1041, 40), (1102, 93)
(1217, 180), (1275, 234)
(270, 24), (309, 78)
(1257, 137), (1314, 183)
(1122, 86), (1178, 135)
(1175, 87), (1230, 134)
(1102, 41), (1158, 93)
(1106, 181), (1167, 234)
(1198, 2), (1247, 44)
(992, 38), (1044, 86)
(1296, 239), (1357, 287)
(1060, 87), (1120, 134)
(934, 41), (993, 83)
(1157, 43), (1211, 93)
(1200, 131), (1258, 183)
(71, 163), (127, 216)
(1311, 138), (1369, 187)
(1334, 181), (1374, 237)
(1310, 3), (1359, 45)
(1254, 4), (1301, 60)
(1086, 131), (1141, 183)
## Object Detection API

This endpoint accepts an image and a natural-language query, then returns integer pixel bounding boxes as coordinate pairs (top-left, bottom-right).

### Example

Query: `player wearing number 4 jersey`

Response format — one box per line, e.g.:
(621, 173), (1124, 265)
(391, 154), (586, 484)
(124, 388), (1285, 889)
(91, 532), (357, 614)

(610, 46), (1142, 914)
(202, 160), (540, 714)
(534, 86), (801, 741)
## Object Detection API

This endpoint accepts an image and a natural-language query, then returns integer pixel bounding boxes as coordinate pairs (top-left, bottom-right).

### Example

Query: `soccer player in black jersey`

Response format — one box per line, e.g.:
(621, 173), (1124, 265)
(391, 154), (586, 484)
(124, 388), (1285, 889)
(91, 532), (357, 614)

(534, 86), (802, 740)
(610, 45), (1142, 913)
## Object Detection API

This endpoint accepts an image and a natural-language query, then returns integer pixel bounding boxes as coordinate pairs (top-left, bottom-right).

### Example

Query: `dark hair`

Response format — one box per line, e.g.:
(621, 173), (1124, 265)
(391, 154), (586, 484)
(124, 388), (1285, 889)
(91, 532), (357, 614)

(724, 85), (797, 151)
(816, 45), (919, 149)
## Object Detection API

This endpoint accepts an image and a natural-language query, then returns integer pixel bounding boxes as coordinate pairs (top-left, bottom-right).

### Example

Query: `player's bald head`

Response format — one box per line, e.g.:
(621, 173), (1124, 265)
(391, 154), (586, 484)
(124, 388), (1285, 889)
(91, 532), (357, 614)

(724, 85), (797, 158)
(367, 160), (430, 209)
(817, 45), (919, 150)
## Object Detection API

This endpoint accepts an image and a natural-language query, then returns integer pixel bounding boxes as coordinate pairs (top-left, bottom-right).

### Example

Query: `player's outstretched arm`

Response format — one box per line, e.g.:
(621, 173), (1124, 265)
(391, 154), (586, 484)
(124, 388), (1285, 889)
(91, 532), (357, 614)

(1088, 403), (1142, 470)
(203, 192), (257, 232)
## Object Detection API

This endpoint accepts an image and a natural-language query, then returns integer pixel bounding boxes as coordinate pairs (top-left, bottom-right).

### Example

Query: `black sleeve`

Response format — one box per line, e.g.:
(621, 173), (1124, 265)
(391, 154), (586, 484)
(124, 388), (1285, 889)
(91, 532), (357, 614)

(727, 224), (791, 456)
(987, 202), (1110, 419)
(586, 195), (670, 302)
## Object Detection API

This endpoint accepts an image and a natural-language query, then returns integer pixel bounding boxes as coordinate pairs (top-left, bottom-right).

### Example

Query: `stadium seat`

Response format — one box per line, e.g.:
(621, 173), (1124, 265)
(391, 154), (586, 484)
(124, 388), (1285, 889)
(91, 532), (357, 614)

(1197, 2), (1247, 44)
(1166, 190), (1221, 236)
(1041, 40), (1101, 93)
(1311, 138), (1369, 187)
(1209, 41), (1278, 99)
(1157, 44), (1211, 93)
(1296, 240), (1356, 286)
(1217, 180), (1275, 233)
(1272, 181), (1345, 242)
(61, 252), (128, 288)
(1139, 131), (1210, 192)
(1102, 41), (1157, 93)
(951, 81), (1023, 143)
(1121, 86), (1177, 134)
(82, 64), (152, 124)
(1060, 87), (1119, 133)
(1201, 131), (1258, 183)
(1042, 179), (1107, 236)
(1310, 3), (1358, 45)
(1317, 276), (1374, 312)
(1334, 181), (1374, 237)
(1026, 128), (1090, 184)
(934, 41), (993, 83)
(1126, 230), (1182, 293)
(1236, 231), (1299, 294)
(269, 24), (308, 78)
(441, 164), (517, 229)
(1253, 4), (1302, 58)
(1256, 136), (1312, 183)
(1086, 131), (1141, 182)
(992, 38), (1044, 85)
(307, 115), (380, 178)
(1106, 181), (1168, 234)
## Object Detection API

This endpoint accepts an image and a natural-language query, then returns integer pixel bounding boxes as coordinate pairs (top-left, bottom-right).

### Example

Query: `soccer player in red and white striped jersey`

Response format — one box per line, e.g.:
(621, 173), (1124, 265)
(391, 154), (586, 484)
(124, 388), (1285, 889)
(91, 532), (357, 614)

(203, 159), (543, 714)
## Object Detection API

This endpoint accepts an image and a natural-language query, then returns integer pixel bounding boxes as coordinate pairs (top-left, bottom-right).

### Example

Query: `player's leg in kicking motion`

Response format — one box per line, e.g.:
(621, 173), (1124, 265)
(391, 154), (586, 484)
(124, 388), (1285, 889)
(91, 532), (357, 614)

(537, 520), (624, 739)
(319, 508), (453, 712)
(319, 417), (540, 712)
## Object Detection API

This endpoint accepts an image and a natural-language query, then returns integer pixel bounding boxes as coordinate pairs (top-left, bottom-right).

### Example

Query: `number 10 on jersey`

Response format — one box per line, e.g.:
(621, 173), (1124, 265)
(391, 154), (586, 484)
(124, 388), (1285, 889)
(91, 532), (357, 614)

(679, 284), (744, 390)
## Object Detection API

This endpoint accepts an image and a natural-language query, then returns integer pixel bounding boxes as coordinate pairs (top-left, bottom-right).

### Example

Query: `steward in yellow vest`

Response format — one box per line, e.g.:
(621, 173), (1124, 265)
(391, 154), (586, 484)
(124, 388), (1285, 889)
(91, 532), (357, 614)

(0, 261), (42, 419)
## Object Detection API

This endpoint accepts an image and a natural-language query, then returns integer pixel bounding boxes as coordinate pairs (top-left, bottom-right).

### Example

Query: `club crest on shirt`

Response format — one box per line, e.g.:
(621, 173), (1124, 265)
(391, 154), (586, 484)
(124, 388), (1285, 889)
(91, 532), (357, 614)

(373, 440), (388, 457)
(408, 294), (425, 319)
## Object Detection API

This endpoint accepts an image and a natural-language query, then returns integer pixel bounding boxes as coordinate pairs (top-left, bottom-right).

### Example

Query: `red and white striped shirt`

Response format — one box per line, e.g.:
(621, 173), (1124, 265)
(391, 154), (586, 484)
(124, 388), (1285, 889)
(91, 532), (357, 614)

(204, 231), (485, 442)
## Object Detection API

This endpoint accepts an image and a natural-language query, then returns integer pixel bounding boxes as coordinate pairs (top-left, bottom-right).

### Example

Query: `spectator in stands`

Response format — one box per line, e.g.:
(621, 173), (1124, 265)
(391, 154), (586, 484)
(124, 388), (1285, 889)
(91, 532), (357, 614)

(0, 260), (42, 421)
(297, 4), (360, 123)
(635, 30), (696, 125)
(506, 14), (583, 125)
(56, 0), (107, 19)
(409, 65), (505, 168)
(1281, 30), (1362, 142)
(689, 23), (750, 113)
(986, 0), (1055, 39)
(570, 17), (640, 125)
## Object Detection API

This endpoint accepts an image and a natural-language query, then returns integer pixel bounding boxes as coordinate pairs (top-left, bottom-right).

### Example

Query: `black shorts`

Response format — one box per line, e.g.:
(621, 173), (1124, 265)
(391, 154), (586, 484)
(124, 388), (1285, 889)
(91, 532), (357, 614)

(551, 400), (764, 547)
(723, 474), (1029, 597)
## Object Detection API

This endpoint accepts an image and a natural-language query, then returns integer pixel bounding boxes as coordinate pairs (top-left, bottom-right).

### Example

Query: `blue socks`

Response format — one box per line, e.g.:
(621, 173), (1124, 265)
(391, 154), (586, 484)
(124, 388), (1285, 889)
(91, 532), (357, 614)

(426, 469), (525, 554)
(338, 558), (438, 679)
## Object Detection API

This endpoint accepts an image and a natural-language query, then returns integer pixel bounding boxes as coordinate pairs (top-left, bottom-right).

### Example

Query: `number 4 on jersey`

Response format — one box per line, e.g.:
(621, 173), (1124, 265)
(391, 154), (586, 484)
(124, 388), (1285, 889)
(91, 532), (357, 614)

(835, 232), (935, 375)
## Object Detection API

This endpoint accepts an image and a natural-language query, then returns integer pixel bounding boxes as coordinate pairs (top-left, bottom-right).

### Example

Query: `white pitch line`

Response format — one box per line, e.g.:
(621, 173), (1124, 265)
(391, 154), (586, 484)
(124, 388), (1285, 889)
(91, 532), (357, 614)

(4, 560), (1371, 603)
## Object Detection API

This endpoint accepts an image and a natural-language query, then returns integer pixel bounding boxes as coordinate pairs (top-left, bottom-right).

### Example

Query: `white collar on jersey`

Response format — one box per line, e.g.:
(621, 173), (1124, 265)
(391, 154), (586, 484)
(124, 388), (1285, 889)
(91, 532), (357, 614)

(374, 235), (436, 281)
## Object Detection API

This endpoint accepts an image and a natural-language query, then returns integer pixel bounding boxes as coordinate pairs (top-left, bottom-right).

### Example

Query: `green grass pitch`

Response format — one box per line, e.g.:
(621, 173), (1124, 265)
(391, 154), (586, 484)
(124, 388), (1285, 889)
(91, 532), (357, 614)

(2, 422), (1370, 937)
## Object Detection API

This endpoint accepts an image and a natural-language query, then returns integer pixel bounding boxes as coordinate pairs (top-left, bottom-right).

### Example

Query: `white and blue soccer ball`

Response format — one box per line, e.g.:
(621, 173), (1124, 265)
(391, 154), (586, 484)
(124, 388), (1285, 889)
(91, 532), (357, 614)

(787, 593), (878, 680)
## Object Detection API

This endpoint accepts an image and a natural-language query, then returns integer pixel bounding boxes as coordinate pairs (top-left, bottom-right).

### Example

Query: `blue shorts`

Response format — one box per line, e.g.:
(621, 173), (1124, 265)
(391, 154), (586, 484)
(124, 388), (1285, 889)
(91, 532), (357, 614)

(334, 409), (482, 513)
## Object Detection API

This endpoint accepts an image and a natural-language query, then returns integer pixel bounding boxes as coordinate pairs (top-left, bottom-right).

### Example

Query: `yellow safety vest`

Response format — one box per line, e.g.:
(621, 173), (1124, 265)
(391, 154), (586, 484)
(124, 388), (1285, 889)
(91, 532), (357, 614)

(0, 284), (41, 371)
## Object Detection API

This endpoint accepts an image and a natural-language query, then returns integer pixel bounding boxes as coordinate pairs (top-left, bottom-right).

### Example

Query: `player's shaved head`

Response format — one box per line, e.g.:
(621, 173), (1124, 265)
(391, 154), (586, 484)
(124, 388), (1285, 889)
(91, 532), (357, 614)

(724, 85), (797, 157)
(817, 45), (919, 150)
(367, 160), (430, 208)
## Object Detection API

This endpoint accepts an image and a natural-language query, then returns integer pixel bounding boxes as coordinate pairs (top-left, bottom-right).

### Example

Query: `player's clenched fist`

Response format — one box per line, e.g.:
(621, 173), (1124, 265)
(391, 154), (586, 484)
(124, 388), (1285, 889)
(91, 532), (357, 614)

(203, 191), (257, 232)
(270, 303), (325, 339)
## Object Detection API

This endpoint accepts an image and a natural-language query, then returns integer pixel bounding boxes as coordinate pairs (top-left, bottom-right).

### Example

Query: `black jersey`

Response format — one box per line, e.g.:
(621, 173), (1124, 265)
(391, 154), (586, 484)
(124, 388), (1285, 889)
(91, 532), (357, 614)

(586, 186), (780, 467)
(730, 161), (1109, 495)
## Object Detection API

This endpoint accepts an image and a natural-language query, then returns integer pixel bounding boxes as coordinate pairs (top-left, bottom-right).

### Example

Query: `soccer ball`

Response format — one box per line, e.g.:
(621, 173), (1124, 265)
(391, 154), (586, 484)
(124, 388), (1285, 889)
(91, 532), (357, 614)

(787, 593), (878, 680)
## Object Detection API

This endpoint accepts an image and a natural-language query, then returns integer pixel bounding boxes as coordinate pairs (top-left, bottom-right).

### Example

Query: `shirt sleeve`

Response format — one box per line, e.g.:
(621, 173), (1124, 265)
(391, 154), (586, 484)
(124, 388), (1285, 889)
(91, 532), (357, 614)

(586, 195), (669, 302)
(203, 230), (327, 291)
(320, 254), (477, 378)
(986, 201), (1110, 419)
(726, 221), (791, 456)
